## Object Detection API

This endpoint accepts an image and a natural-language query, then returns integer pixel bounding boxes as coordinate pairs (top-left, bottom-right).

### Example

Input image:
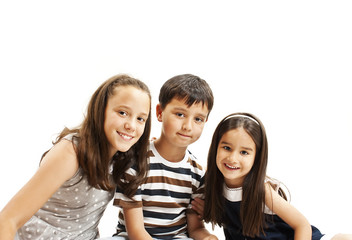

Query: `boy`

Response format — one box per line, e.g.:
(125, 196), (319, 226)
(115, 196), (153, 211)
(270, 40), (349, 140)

(112, 74), (217, 239)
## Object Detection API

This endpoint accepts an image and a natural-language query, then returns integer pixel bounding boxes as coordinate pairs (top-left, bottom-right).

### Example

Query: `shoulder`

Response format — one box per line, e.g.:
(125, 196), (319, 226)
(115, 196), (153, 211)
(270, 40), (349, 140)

(40, 139), (79, 181)
(186, 149), (204, 171)
(265, 177), (290, 202)
(264, 179), (292, 216)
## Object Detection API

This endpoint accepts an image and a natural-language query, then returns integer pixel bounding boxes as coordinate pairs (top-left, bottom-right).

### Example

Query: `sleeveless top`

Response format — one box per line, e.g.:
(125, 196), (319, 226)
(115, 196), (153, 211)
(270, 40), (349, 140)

(17, 136), (114, 240)
(222, 181), (324, 240)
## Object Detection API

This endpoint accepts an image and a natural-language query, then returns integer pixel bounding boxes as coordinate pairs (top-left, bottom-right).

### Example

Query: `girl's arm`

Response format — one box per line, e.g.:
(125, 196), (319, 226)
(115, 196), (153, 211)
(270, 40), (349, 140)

(0, 140), (79, 240)
(123, 206), (153, 240)
(187, 212), (218, 240)
(265, 183), (312, 240)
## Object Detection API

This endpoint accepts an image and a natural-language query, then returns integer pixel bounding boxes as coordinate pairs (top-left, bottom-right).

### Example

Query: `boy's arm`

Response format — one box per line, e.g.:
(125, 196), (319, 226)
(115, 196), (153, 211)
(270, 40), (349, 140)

(187, 212), (218, 240)
(265, 183), (312, 240)
(123, 206), (153, 240)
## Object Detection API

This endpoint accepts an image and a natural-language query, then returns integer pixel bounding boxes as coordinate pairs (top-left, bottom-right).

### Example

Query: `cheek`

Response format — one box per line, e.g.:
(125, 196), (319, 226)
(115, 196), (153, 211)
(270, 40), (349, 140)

(215, 154), (222, 169)
(194, 124), (205, 136)
(163, 120), (175, 133)
(137, 124), (145, 136)
(103, 118), (109, 133)
(244, 158), (255, 171)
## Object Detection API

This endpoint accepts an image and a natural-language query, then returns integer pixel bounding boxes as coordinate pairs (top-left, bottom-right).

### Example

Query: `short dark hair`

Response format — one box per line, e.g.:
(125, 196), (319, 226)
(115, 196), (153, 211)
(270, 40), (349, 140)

(159, 74), (214, 116)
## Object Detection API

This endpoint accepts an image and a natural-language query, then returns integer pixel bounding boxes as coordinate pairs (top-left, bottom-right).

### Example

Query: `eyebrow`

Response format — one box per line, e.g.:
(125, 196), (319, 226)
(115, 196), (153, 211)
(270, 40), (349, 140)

(219, 141), (254, 151)
(196, 113), (208, 119)
(241, 146), (254, 152)
(115, 105), (149, 117)
(173, 107), (187, 112)
(173, 107), (207, 119)
(219, 141), (232, 146)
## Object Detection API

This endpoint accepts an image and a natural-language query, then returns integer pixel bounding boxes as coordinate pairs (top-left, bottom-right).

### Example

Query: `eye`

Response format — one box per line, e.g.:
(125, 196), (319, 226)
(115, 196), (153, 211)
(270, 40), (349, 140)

(118, 111), (127, 116)
(240, 150), (249, 155)
(195, 117), (205, 123)
(176, 113), (185, 117)
(223, 146), (231, 151)
(137, 116), (146, 122)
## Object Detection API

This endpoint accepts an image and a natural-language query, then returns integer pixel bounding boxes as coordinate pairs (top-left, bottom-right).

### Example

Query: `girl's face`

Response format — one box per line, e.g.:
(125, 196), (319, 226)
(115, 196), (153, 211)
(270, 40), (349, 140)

(104, 85), (150, 157)
(216, 127), (256, 188)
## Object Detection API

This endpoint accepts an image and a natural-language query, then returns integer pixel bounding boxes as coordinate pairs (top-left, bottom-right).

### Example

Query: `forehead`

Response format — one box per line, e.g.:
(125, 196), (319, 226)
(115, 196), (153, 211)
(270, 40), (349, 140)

(220, 128), (255, 146)
(166, 98), (209, 113)
(108, 85), (150, 108)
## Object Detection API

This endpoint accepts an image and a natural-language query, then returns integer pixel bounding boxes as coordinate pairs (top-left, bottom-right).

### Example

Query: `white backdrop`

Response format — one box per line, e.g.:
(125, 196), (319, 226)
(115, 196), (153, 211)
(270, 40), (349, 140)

(0, 1), (351, 239)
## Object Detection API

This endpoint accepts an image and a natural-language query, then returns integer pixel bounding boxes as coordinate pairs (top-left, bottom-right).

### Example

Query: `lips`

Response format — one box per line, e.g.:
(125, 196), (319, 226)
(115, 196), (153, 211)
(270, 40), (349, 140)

(225, 163), (240, 170)
(177, 132), (191, 138)
(117, 132), (133, 141)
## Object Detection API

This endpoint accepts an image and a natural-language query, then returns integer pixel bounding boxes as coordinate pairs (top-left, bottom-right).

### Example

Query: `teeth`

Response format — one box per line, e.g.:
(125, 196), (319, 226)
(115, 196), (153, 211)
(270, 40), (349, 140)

(225, 163), (238, 169)
(118, 132), (132, 140)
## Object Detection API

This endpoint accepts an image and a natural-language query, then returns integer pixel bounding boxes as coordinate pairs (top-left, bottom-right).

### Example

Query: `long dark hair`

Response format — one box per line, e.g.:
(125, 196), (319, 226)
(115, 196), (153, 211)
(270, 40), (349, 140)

(203, 112), (268, 237)
(47, 74), (151, 196)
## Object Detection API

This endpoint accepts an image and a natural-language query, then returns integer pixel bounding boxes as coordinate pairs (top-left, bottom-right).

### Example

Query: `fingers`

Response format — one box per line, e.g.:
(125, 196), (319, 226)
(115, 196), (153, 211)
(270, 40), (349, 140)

(193, 197), (205, 207)
(191, 198), (205, 218)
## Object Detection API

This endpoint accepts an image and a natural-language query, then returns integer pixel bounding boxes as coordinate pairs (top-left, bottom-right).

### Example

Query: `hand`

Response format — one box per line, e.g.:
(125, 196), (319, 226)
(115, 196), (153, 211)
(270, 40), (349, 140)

(191, 198), (205, 219)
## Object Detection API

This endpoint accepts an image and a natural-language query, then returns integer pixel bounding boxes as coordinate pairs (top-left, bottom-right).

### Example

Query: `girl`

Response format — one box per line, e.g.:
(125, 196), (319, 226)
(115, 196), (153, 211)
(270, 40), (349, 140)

(201, 113), (352, 240)
(0, 74), (152, 240)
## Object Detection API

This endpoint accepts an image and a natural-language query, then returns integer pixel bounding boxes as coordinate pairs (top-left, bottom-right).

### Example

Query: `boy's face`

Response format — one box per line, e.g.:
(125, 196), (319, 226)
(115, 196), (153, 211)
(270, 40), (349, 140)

(156, 98), (209, 149)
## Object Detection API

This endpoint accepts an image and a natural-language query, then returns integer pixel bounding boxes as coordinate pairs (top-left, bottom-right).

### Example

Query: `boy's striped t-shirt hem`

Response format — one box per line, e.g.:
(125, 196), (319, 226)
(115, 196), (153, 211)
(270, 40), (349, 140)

(113, 141), (205, 238)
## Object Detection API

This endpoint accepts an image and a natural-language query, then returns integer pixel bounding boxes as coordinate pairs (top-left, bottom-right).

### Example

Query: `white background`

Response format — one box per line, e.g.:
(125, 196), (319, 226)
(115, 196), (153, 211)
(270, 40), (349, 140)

(0, 1), (351, 239)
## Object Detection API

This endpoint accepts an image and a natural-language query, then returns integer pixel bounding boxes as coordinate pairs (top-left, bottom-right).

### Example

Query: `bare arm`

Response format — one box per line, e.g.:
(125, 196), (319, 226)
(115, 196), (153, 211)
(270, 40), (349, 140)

(187, 212), (218, 240)
(265, 183), (312, 240)
(123, 207), (153, 240)
(0, 140), (79, 240)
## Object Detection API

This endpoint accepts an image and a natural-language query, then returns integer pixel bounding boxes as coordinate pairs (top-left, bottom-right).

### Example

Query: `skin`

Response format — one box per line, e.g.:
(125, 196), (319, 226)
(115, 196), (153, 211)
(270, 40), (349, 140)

(122, 98), (218, 240)
(217, 128), (315, 239)
(0, 85), (150, 240)
(194, 127), (313, 239)
(104, 85), (150, 158)
(216, 128), (256, 188)
(190, 127), (352, 240)
(154, 98), (208, 162)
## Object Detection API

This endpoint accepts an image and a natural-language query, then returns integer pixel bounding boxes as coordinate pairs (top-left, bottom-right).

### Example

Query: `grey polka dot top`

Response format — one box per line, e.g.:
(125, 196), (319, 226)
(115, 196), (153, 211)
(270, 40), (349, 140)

(16, 138), (114, 239)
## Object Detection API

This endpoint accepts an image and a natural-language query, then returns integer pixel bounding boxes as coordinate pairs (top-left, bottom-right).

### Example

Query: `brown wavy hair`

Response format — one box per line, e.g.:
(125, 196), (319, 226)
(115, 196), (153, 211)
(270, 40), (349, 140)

(45, 74), (151, 196)
(203, 112), (268, 237)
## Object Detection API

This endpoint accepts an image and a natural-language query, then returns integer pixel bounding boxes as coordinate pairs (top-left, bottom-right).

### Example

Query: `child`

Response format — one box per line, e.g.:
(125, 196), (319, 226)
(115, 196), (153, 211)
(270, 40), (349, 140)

(201, 112), (352, 240)
(110, 74), (218, 239)
(0, 74), (152, 240)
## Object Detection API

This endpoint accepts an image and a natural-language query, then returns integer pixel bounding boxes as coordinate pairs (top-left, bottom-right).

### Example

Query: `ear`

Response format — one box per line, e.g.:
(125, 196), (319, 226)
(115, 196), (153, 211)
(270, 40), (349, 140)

(156, 104), (163, 122)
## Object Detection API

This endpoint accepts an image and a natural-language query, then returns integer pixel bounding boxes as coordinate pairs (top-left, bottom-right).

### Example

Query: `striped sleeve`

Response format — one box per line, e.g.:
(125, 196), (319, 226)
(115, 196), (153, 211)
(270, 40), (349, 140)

(113, 167), (142, 208)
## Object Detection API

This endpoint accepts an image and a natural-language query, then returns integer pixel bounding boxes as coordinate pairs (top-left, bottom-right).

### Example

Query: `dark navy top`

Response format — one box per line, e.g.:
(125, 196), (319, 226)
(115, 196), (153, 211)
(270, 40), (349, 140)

(222, 181), (324, 240)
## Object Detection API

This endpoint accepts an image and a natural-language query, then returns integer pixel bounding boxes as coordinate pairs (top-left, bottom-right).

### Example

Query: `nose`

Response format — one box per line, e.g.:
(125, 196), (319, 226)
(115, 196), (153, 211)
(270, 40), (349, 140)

(227, 152), (239, 163)
(182, 118), (192, 131)
(124, 118), (136, 132)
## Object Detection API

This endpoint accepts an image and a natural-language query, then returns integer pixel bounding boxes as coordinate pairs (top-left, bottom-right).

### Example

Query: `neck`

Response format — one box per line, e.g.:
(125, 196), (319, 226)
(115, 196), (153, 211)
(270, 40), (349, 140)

(154, 138), (186, 162)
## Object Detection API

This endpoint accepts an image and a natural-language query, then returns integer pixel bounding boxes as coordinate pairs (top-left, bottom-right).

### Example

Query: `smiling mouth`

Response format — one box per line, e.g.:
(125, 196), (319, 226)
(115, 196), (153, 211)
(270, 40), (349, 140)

(225, 163), (240, 170)
(118, 132), (133, 140)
